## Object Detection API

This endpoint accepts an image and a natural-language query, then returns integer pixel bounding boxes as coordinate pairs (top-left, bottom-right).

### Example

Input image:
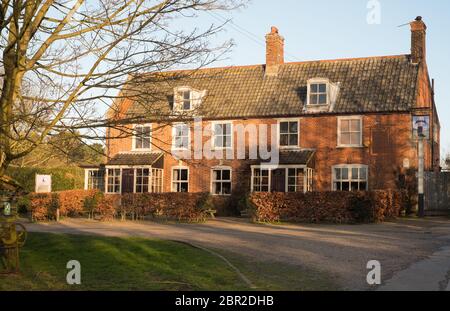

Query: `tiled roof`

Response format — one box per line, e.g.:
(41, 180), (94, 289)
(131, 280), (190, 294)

(127, 55), (419, 119)
(261, 150), (315, 165)
(106, 153), (163, 166)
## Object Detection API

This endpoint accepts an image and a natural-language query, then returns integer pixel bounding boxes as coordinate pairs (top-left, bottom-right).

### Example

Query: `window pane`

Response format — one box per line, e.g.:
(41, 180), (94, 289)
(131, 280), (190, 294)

(180, 169), (188, 181)
(214, 136), (223, 148)
(341, 168), (348, 180)
(340, 133), (351, 145)
(335, 182), (342, 191)
(213, 170), (221, 181)
(288, 168), (296, 177)
(180, 182), (189, 192)
(222, 182), (231, 195)
(224, 124), (231, 135)
(224, 136), (232, 148)
(351, 182), (359, 191)
(222, 170), (231, 181)
(342, 182), (350, 191)
(341, 120), (350, 132)
(280, 134), (289, 146)
(183, 101), (191, 110)
(335, 168), (341, 180)
(183, 91), (190, 100)
(350, 120), (361, 131)
(319, 94), (327, 104)
(311, 84), (318, 93)
(360, 168), (367, 180)
(319, 84), (327, 93)
(350, 133), (360, 145)
(213, 182), (221, 195)
(352, 168), (359, 180)
(280, 122), (289, 133)
(289, 122), (298, 133)
(215, 124), (223, 135)
(289, 134), (298, 146)
(310, 94), (318, 105)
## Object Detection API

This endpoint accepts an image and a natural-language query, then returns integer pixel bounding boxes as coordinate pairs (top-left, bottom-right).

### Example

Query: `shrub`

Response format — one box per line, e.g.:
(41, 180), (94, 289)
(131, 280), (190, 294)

(29, 193), (60, 221)
(29, 190), (99, 221)
(120, 193), (210, 222)
(58, 189), (99, 217)
(94, 194), (119, 221)
(249, 190), (405, 224)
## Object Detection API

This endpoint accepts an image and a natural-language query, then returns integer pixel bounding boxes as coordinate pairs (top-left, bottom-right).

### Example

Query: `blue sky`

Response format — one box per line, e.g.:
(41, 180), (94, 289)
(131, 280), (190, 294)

(184, 0), (450, 157)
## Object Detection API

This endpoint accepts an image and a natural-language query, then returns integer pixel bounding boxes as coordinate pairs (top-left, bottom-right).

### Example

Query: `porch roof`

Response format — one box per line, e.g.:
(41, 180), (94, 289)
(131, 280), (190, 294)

(106, 152), (164, 166)
(260, 150), (315, 166)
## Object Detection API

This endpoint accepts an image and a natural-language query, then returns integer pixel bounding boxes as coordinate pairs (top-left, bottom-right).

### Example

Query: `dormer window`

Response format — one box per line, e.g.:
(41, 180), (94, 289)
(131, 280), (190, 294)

(305, 78), (339, 113)
(179, 90), (192, 111)
(309, 83), (328, 105)
(173, 87), (206, 112)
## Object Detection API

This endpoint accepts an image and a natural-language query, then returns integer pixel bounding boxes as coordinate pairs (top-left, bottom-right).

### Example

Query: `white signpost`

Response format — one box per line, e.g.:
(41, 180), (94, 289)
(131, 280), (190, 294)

(35, 175), (52, 193)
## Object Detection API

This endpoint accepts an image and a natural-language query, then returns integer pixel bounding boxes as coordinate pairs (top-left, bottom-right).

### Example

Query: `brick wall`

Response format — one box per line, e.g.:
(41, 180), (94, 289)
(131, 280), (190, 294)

(106, 113), (434, 193)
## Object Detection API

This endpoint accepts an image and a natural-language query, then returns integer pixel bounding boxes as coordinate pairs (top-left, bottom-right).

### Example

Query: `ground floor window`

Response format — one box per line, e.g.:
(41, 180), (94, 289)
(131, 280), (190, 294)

(252, 168), (270, 192)
(172, 168), (189, 192)
(135, 168), (150, 193)
(251, 166), (313, 193)
(287, 168), (305, 192)
(151, 169), (163, 193)
(211, 168), (232, 195)
(107, 168), (121, 193)
(86, 169), (105, 191)
(333, 165), (368, 191)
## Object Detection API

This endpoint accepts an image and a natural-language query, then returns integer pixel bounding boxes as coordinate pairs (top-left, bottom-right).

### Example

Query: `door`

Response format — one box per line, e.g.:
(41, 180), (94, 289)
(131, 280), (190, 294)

(121, 169), (135, 194)
(271, 169), (286, 192)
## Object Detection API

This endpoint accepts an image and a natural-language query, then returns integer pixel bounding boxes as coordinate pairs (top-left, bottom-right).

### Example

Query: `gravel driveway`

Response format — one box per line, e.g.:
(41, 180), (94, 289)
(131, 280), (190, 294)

(25, 217), (450, 290)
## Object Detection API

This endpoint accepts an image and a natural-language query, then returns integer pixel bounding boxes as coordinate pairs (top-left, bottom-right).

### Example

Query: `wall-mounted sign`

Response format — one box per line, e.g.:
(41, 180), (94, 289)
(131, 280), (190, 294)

(412, 116), (430, 139)
(35, 174), (52, 193)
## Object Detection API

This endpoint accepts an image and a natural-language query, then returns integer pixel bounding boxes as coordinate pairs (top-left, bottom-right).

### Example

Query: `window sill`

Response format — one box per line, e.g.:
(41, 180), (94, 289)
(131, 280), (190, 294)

(336, 145), (365, 149)
(131, 149), (153, 152)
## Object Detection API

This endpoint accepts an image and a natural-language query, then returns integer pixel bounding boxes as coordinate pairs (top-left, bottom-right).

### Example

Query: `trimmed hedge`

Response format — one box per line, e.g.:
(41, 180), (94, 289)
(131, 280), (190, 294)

(248, 190), (407, 224)
(6, 166), (85, 193)
(28, 191), (211, 222)
(120, 193), (211, 222)
(29, 190), (100, 221)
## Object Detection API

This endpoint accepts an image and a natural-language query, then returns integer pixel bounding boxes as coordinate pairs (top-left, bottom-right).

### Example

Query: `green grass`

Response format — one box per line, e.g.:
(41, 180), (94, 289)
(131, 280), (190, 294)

(0, 233), (338, 291)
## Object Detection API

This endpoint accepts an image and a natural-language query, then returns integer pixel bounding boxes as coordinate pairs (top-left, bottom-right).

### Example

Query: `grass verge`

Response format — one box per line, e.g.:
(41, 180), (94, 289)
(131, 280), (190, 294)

(0, 232), (338, 291)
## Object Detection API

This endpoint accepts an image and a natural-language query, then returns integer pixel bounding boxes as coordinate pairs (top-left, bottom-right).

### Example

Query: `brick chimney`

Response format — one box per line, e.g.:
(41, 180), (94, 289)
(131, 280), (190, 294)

(410, 16), (427, 64)
(265, 26), (284, 76)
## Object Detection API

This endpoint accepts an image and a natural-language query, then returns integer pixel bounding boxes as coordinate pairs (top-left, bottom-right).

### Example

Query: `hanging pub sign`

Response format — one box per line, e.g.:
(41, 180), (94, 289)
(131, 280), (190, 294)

(412, 115), (430, 140)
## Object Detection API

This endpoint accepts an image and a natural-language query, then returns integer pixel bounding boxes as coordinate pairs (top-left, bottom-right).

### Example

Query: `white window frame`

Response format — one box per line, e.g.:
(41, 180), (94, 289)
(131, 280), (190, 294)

(277, 118), (300, 149)
(331, 164), (369, 191)
(105, 168), (122, 194)
(337, 116), (363, 148)
(210, 166), (232, 196)
(132, 124), (152, 151)
(84, 169), (104, 191)
(134, 167), (151, 194)
(171, 166), (189, 193)
(211, 121), (233, 150)
(307, 78), (330, 106)
(250, 165), (313, 193)
(151, 168), (164, 193)
(172, 123), (191, 151)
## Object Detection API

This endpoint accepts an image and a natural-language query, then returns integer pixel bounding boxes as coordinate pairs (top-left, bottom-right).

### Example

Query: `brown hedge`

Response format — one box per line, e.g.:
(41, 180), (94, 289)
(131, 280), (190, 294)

(29, 190), (99, 221)
(248, 190), (407, 224)
(29, 191), (210, 222)
(121, 193), (210, 222)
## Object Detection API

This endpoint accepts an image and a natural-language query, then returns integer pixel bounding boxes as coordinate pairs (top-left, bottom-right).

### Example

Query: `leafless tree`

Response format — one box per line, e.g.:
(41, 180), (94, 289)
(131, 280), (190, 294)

(0, 0), (245, 188)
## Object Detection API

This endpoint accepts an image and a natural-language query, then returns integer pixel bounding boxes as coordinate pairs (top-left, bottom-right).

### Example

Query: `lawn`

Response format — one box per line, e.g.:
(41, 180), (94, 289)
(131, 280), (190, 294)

(0, 233), (338, 291)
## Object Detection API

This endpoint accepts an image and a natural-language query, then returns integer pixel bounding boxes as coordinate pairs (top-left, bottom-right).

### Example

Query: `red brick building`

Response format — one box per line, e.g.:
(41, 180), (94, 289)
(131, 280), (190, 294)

(84, 17), (440, 205)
